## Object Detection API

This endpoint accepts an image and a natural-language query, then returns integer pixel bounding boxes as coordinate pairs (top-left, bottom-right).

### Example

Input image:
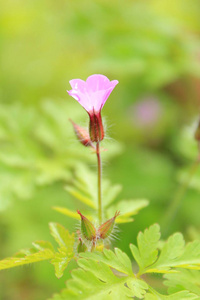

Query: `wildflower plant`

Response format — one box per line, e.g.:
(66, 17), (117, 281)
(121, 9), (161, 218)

(1, 75), (200, 299)
(67, 75), (119, 223)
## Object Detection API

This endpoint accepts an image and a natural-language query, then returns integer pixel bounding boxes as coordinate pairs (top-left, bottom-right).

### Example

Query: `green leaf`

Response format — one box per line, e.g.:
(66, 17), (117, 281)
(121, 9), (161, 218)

(32, 240), (55, 252)
(48, 229), (200, 299)
(49, 258), (148, 300)
(126, 278), (148, 298)
(175, 240), (200, 267)
(145, 233), (185, 273)
(64, 164), (123, 210)
(58, 164), (149, 225)
(0, 224), (75, 278)
(130, 224), (161, 274)
(53, 207), (80, 220)
(81, 248), (133, 276)
(49, 222), (74, 249)
(65, 186), (96, 209)
(164, 269), (200, 296)
(49, 223), (75, 278)
(144, 290), (198, 300)
(107, 199), (149, 224)
(130, 224), (200, 275)
(53, 206), (93, 222)
(0, 241), (55, 271)
(146, 237), (200, 273)
(103, 183), (122, 208)
(66, 164), (98, 209)
(51, 249), (74, 279)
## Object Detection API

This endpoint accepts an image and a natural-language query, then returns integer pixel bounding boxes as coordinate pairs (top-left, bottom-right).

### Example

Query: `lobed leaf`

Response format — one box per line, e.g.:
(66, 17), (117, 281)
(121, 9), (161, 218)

(80, 248), (133, 276)
(0, 223), (75, 278)
(32, 240), (55, 252)
(53, 207), (81, 221)
(103, 183), (122, 208)
(130, 224), (200, 275)
(58, 164), (149, 225)
(49, 223), (75, 278)
(51, 248), (74, 279)
(64, 186), (96, 209)
(164, 269), (200, 296)
(0, 241), (55, 271)
(130, 224), (161, 274)
(109, 199), (149, 224)
(49, 222), (74, 249)
(145, 232), (185, 273)
(49, 258), (148, 300)
(146, 237), (200, 273)
(144, 291), (198, 300)
(48, 223), (200, 299)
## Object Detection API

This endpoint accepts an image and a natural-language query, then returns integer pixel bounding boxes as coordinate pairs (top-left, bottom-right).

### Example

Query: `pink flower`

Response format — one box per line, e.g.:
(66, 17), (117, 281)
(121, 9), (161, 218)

(67, 74), (118, 113)
(67, 74), (118, 142)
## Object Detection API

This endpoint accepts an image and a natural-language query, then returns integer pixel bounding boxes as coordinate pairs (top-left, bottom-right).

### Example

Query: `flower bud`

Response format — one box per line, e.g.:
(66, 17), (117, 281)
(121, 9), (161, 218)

(69, 119), (94, 147)
(97, 211), (120, 239)
(195, 120), (200, 142)
(88, 110), (104, 142)
(77, 210), (96, 241)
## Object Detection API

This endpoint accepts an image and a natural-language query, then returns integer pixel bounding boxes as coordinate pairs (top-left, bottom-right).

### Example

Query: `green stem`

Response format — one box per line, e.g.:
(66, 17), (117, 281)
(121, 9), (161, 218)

(96, 142), (102, 224)
(162, 155), (200, 237)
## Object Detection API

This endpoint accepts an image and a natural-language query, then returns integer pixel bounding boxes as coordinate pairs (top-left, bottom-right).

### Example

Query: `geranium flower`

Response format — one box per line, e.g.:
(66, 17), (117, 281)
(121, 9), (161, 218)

(67, 74), (118, 142)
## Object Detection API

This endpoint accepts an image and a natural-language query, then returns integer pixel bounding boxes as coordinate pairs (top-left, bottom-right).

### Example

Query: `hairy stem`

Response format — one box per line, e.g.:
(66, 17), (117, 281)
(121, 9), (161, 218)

(162, 155), (200, 237)
(96, 142), (102, 224)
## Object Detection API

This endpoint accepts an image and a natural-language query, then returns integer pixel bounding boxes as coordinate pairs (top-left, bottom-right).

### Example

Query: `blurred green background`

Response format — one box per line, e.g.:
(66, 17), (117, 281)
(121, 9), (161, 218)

(1, 0), (200, 299)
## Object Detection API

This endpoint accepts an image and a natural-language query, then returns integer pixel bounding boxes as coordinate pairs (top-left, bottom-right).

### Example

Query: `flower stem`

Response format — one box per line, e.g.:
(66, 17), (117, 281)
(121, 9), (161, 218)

(161, 154), (200, 238)
(96, 141), (102, 224)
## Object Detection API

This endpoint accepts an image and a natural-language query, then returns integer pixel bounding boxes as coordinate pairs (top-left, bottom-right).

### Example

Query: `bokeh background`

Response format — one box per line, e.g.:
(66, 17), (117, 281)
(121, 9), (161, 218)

(1, 0), (200, 299)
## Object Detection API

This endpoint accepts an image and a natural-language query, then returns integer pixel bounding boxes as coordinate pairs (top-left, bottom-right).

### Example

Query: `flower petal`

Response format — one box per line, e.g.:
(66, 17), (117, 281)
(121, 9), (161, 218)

(67, 89), (93, 111)
(110, 80), (119, 89)
(93, 82), (118, 111)
(86, 74), (111, 92)
(69, 79), (86, 92)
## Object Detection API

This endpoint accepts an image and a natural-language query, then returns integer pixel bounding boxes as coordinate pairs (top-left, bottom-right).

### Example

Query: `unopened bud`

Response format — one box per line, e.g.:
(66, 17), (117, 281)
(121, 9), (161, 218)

(69, 119), (94, 147)
(97, 211), (120, 239)
(77, 237), (87, 253)
(195, 120), (200, 142)
(77, 210), (96, 241)
(88, 110), (104, 142)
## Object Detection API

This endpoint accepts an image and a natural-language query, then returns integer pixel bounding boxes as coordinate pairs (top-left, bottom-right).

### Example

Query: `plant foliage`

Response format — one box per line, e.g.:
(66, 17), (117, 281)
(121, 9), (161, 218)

(49, 224), (200, 299)
(54, 163), (149, 225)
(1, 221), (200, 298)
(0, 223), (75, 279)
(0, 101), (122, 210)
